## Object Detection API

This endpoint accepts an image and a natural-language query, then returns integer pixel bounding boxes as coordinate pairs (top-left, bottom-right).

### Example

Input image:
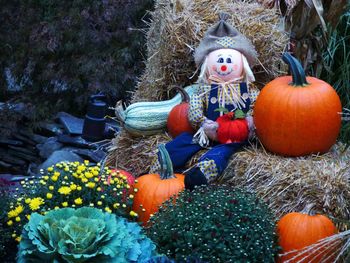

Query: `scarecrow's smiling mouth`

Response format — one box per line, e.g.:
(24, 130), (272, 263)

(215, 69), (233, 76)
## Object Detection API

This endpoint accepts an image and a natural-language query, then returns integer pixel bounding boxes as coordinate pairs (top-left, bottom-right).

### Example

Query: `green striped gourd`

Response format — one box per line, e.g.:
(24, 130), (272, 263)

(115, 85), (198, 136)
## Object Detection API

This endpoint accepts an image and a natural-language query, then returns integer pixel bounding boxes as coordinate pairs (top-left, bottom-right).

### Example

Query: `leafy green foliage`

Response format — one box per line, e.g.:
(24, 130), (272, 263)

(320, 7), (350, 144)
(0, 0), (153, 123)
(147, 185), (279, 263)
(18, 207), (157, 262)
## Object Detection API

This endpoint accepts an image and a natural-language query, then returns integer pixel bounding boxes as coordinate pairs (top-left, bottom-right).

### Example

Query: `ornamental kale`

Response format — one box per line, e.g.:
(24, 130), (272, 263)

(17, 207), (157, 262)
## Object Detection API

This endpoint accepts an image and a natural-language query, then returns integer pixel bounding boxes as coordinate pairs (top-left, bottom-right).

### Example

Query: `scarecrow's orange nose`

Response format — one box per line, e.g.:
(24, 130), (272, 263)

(221, 65), (227, 71)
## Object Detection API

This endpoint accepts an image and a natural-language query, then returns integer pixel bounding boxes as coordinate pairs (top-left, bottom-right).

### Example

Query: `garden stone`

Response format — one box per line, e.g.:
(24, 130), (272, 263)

(0, 138), (23, 146)
(28, 133), (48, 144)
(12, 133), (37, 146)
(56, 112), (84, 135)
(35, 122), (64, 137)
(37, 137), (63, 159)
(39, 150), (83, 171)
(57, 134), (93, 149)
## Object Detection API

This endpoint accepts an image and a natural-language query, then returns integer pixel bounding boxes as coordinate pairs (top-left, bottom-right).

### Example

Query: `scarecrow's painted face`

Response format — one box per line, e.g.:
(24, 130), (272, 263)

(207, 49), (243, 82)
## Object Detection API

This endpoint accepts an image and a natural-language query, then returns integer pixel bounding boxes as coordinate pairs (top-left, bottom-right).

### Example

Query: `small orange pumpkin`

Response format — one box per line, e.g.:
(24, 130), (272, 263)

(254, 53), (342, 157)
(277, 204), (337, 262)
(132, 144), (185, 224)
(167, 86), (194, 138)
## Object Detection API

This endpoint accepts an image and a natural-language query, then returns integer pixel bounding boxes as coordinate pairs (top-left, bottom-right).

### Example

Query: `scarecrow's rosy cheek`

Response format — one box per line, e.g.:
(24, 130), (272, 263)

(212, 65), (217, 71)
(233, 65), (238, 71)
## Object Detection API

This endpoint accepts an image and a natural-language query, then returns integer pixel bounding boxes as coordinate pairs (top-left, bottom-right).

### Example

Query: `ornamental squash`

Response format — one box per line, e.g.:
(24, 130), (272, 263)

(277, 204), (337, 262)
(253, 53), (342, 157)
(132, 144), (184, 224)
(167, 86), (194, 138)
(216, 110), (249, 144)
(115, 85), (198, 137)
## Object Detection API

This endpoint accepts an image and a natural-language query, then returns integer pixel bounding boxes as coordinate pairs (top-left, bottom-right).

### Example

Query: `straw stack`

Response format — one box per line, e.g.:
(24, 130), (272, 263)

(220, 142), (350, 230)
(132, 0), (288, 102)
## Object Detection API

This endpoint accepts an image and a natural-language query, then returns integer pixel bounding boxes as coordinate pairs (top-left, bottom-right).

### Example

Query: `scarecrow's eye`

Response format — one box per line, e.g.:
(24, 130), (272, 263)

(226, 58), (232, 63)
(217, 58), (224, 63)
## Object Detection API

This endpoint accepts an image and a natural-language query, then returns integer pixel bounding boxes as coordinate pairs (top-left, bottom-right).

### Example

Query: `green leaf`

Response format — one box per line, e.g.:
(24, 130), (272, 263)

(234, 109), (246, 119)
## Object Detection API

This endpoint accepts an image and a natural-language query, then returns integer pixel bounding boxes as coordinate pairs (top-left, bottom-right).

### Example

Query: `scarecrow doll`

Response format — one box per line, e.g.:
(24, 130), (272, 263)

(151, 13), (259, 190)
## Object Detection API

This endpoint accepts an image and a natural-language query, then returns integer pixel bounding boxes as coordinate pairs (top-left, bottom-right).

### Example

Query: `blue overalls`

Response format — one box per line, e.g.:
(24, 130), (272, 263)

(163, 83), (251, 188)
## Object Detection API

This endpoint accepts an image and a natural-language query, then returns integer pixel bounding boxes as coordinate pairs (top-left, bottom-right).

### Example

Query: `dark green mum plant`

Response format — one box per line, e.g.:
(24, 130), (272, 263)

(17, 207), (157, 262)
(147, 185), (279, 263)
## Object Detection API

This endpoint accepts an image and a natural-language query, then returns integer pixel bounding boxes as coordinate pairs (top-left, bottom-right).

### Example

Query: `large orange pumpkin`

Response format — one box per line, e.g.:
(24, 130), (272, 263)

(132, 144), (185, 224)
(277, 204), (337, 262)
(167, 86), (194, 138)
(254, 53), (342, 157)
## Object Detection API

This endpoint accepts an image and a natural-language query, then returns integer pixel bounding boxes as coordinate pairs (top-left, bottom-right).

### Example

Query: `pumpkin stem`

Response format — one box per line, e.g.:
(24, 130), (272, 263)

(171, 85), (190, 103)
(282, 52), (309, 87)
(158, 144), (175, 179)
(301, 203), (316, 216)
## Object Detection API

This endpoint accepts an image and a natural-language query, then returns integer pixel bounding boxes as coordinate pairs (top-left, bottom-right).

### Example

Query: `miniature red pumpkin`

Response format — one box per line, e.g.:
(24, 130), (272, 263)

(254, 53), (342, 157)
(109, 168), (135, 186)
(277, 204), (337, 262)
(216, 111), (249, 144)
(167, 86), (194, 138)
(132, 144), (185, 224)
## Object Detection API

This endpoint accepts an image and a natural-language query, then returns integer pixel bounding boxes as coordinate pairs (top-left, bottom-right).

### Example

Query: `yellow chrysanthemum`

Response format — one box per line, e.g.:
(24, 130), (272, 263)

(64, 167), (69, 172)
(94, 178), (99, 182)
(54, 171), (60, 177)
(81, 178), (88, 183)
(58, 186), (71, 195)
(62, 202), (68, 207)
(129, 211), (138, 217)
(84, 160), (89, 165)
(26, 215), (30, 220)
(84, 172), (93, 179)
(15, 205), (24, 214)
(77, 186), (82, 191)
(74, 198), (83, 205)
(25, 198), (31, 204)
(51, 176), (58, 182)
(97, 187), (102, 192)
(54, 206), (59, 210)
(43, 176), (49, 180)
(29, 197), (44, 211)
(15, 236), (21, 242)
(46, 193), (53, 199)
(86, 182), (95, 188)
(49, 186), (54, 191)
(113, 203), (120, 208)
(15, 216), (20, 222)
(92, 170), (99, 176)
(105, 207), (112, 213)
(47, 167), (53, 172)
(7, 220), (13, 226)
(77, 165), (85, 172)
(63, 176), (68, 180)
(8, 210), (17, 218)
(97, 201), (102, 206)
(70, 184), (77, 190)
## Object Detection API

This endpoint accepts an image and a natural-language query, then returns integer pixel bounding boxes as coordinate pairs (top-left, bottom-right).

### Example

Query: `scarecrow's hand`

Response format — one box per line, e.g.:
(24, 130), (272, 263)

(203, 119), (218, 141)
(246, 115), (255, 139)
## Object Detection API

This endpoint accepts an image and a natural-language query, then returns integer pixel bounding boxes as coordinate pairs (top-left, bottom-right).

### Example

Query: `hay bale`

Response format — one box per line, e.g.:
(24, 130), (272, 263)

(219, 143), (350, 229)
(106, 131), (172, 176)
(133, 0), (288, 102)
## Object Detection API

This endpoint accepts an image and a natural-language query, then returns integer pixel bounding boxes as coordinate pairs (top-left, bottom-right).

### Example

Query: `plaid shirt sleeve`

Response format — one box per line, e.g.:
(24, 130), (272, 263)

(188, 86), (208, 130)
